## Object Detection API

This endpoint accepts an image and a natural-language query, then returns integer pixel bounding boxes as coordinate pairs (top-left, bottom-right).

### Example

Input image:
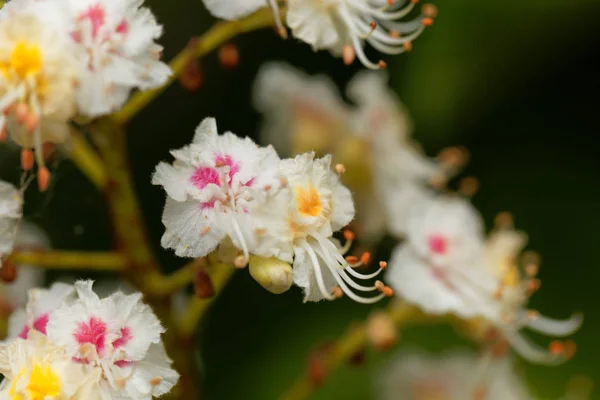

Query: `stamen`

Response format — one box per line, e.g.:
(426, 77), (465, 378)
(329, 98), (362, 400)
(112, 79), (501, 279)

(494, 212), (513, 229)
(332, 286), (343, 298)
(379, 261), (387, 270)
(335, 163), (346, 174)
(360, 252), (370, 265)
(38, 167), (50, 192)
(267, 0), (287, 39)
(301, 241), (336, 301)
(21, 149), (34, 170)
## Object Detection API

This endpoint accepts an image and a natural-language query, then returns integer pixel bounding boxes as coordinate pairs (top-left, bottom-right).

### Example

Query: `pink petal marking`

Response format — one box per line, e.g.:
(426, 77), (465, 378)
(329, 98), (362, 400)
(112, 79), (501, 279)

(112, 326), (132, 349)
(74, 317), (108, 353)
(18, 325), (30, 339)
(428, 234), (448, 255)
(200, 198), (217, 210)
(115, 19), (129, 34)
(114, 360), (132, 368)
(215, 154), (240, 183)
(190, 167), (221, 189)
(32, 313), (49, 335)
(79, 4), (106, 39)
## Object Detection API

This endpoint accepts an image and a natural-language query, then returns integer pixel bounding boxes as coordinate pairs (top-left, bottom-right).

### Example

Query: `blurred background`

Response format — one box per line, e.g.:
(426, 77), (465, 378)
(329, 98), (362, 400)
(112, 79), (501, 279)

(1, 0), (599, 398)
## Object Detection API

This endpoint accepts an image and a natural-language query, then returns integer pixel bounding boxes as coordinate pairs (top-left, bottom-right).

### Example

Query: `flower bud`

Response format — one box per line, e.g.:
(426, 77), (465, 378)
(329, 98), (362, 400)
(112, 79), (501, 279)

(249, 256), (293, 294)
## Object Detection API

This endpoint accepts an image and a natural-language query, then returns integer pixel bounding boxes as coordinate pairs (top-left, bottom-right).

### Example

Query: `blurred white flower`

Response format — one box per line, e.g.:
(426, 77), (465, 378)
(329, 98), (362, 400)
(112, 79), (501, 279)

(0, 180), (22, 262)
(42, 0), (171, 117)
(253, 64), (456, 242)
(201, 0), (285, 38)
(378, 349), (534, 400)
(387, 195), (582, 364)
(0, 9), (79, 176)
(252, 152), (391, 303)
(287, 0), (437, 69)
(0, 330), (102, 400)
(46, 280), (179, 399)
(152, 117), (281, 263)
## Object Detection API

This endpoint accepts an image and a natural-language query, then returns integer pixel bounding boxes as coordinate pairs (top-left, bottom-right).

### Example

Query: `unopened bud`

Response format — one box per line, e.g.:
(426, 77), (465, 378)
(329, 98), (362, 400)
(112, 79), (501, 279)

(249, 255), (293, 294)
(366, 310), (397, 351)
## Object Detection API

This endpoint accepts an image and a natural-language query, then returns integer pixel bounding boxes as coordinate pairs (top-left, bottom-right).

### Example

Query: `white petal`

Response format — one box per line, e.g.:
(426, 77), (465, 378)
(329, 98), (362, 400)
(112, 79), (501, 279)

(202, 0), (266, 20)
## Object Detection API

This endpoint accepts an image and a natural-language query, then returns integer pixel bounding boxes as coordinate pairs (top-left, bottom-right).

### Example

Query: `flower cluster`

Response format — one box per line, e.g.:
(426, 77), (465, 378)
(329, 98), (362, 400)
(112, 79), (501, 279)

(202, 0), (437, 69)
(253, 63), (464, 243)
(0, 0), (170, 188)
(2, 280), (179, 399)
(153, 117), (392, 303)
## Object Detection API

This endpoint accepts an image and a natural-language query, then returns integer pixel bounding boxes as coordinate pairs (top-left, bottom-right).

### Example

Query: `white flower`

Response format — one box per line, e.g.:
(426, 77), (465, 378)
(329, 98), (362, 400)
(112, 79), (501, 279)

(0, 331), (102, 400)
(0, 9), (79, 174)
(378, 349), (534, 400)
(253, 64), (453, 242)
(8, 281), (76, 339)
(152, 117), (281, 263)
(478, 226), (582, 365)
(253, 152), (391, 303)
(46, 280), (178, 399)
(43, 0), (172, 117)
(386, 194), (495, 318)
(286, 0), (437, 69)
(201, 0), (285, 38)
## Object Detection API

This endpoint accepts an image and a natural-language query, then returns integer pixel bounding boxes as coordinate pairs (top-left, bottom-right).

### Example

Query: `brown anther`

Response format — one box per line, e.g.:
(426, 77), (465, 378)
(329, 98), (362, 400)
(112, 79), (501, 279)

(387, 0), (394, 5)
(25, 112), (40, 134)
(179, 57), (203, 92)
(421, 17), (434, 26)
(42, 143), (55, 161)
(422, 3), (439, 18)
(472, 385), (487, 400)
(263, 184), (272, 191)
(194, 269), (215, 298)
(0, 262), (17, 283)
(383, 286), (394, 297)
(378, 60), (387, 68)
(564, 340), (577, 359)
(38, 167), (50, 192)
(402, 42), (413, 52)
(459, 176), (479, 197)
(494, 212), (514, 229)
(149, 377), (163, 386)
(342, 45), (355, 66)
(233, 255), (248, 268)
(375, 280), (385, 292)
(521, 250), (541, 268)
(527, 279), (541, 293)
(343, 230), (355, 241)
(549, 340), (565, 356)
(14, 103), (28, 124)
(369, 21), (377, 30)
(0, 127), (6, 142)
(410, 0), (419, 3)
(308, 354), (328, 387)
(218, 44), (239, 70)
(438, 146), (470, 168)
(277, 26), (288, 39)
(491, 340), (510, 359)
(345, 255), (359, 264)
(389, 30), (401, 39)
(527, 309), (540, 319)
(335, 163), (346, 174)
(525, 263), (539, 277)
(332, 286), (343, 299)
(379, 261), (387, 270)
(366, 310), (397, 351)
(360, 252), (371, 265)
(21, 149), (34, 170)
(430, 173), (447, 190)
(200, 226), (211, 236)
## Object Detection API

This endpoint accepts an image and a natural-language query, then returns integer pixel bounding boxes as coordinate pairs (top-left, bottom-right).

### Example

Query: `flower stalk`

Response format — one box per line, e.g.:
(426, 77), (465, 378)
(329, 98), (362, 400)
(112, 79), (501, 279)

(8, 250), (126, 270)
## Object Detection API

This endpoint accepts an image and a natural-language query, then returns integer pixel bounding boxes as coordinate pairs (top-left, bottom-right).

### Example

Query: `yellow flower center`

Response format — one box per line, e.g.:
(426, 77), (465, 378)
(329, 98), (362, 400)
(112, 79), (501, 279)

(9, 363), (62, 400)
(8, 41), (42, 79)
(295, 184), (322, 217)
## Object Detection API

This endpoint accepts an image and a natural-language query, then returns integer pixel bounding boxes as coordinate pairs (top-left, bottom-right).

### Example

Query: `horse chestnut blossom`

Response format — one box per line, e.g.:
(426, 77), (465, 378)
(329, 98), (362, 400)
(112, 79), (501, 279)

(44, 0), (172, 117)
(202, 0), (285, 38)
(0, 9), (79, 187)
(0, 331), (102, 400)
(378, 349), (534, 400)
(43, 280), (179, 399)
(386, 194), (582, 364)
(251, 152), (392, 303)
(153, 117), (281, 264)
(254, 63), (457, 242)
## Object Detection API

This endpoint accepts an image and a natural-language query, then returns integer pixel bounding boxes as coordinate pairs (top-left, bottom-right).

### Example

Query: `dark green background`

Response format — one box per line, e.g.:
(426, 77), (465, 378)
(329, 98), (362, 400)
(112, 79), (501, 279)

(2, 0), (599, 398)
